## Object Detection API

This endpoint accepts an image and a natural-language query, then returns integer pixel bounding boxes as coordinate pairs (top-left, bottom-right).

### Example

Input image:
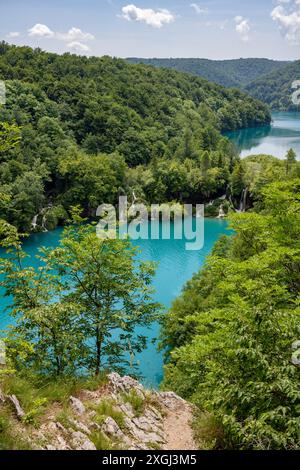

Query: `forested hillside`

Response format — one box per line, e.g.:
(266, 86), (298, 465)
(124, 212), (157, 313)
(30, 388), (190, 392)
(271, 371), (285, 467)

(162, 156), (300, 450)
(0, 42), (271, 232)
(245, 60), (300, 111)
(127, 58), (289, 89)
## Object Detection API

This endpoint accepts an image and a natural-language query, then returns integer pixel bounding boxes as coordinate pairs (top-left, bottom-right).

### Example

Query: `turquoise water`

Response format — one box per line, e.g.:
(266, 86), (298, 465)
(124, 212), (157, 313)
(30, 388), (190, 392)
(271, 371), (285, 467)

(227, 112), (300, 159)
(0, 219), (229, 388)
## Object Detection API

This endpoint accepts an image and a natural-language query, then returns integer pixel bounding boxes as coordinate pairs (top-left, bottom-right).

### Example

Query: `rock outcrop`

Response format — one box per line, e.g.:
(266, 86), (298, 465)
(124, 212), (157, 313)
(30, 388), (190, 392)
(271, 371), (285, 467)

(0, 373), (197, 451)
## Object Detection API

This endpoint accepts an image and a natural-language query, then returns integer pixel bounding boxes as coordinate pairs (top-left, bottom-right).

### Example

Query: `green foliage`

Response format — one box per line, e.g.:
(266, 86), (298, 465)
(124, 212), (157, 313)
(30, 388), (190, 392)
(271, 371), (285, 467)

(55, 408), (73, 429)
(92, 399), (125, 429)
(162, 179), (300, 450)
(122, 389), (145, 417)
(192, 412), (225, 450)
(0, 43), (271, 232)
(127, 58), (288, 89)
(245, 60), (300, 110)
(0, 409), (30, 450)
(0, 218), (161, 376)
(90, 430), (118, 450)
(21, 398), (48, 426)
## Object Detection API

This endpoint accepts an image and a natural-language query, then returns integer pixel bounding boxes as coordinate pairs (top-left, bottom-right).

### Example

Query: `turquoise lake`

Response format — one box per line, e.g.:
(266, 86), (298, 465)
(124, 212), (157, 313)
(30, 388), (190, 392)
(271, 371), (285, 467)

(2, 111), (298, 387)
(0, 219), (229, 388)
(227, 111), (300, 159)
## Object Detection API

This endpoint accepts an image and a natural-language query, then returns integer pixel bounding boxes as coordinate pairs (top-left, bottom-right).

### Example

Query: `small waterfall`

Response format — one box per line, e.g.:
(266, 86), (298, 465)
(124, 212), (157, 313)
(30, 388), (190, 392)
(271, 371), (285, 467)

(239, 188), (248, 213)
(217, 204), (225, 219)
(31, 206), (51, 232)
(31, 214), (38, 230)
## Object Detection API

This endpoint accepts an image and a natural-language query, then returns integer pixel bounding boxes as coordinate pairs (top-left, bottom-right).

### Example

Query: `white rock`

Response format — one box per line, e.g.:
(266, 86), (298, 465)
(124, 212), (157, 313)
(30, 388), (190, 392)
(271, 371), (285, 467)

(69, 418), (91, 435)
(69, 396), (85, 415)
(102, 417), (132, 446)
(119, 402), (135, 418)
(71, 431), (96, 450)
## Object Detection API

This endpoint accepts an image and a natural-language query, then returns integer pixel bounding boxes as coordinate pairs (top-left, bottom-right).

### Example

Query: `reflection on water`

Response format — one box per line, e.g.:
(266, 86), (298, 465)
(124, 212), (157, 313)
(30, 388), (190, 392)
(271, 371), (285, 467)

(227, 112), (300, 159)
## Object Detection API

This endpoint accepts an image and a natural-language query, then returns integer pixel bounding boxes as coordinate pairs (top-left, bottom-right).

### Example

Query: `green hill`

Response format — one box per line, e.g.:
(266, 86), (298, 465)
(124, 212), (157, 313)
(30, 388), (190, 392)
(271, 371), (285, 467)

(0, 42), (270, 231)
(127, 57), (289, 89)
(245, 60), (300, 110)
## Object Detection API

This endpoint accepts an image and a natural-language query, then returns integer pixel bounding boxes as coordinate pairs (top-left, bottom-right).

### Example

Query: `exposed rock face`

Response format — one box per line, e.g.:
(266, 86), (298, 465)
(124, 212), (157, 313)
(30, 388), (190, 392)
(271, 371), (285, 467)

(0, 372), (197, 451)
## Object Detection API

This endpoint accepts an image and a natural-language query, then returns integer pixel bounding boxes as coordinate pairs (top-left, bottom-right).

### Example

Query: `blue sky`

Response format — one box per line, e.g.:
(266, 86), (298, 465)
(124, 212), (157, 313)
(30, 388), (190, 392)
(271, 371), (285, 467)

(1, 0), (300, 59)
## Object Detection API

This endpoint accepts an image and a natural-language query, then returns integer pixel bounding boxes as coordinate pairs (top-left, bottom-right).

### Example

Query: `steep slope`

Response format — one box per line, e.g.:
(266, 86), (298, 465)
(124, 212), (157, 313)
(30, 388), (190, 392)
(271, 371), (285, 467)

(245, 60), (300, 110)
(127, 58), (289, 89)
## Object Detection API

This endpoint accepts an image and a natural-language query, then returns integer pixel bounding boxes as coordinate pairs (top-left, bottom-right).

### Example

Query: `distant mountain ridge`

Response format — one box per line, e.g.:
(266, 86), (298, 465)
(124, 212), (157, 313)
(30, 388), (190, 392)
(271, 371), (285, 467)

(127, 58), (289, 89)
(245, 60), (300, 111)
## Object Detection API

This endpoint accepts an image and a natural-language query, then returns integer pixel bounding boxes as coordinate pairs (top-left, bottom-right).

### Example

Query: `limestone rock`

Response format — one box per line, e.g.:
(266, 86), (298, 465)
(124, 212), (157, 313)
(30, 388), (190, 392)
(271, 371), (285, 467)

(56, 435), (71, 450)
(123, 416), (165, 444)
(108, 372), (145, 396)
(119, 402), (134, 418)
(102, 417), (132, 447)
(157, 391), (185, 409)
(69, 418), (91, 435)
(71, 431), (96, 450)
(69, 396), (85, 415)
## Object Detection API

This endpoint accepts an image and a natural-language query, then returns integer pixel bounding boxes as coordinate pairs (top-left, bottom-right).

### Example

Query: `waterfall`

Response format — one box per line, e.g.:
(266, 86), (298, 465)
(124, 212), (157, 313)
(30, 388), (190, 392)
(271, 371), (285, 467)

(239, 188), (248, 213)
(31, 206), (51, 232)
(217, 204), (225, 219)
(31, 214), (38, 230)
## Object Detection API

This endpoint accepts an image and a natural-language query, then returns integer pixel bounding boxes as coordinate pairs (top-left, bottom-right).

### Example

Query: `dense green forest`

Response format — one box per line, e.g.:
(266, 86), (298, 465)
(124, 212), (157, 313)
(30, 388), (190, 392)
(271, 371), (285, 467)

(128, 57), (300, 111)
(162, 155), (300, 449)
(0, 43), (271, 232)
(127, 58), (289, 89)
(245, 60), (300, 111)
(1, 43), (300, 451)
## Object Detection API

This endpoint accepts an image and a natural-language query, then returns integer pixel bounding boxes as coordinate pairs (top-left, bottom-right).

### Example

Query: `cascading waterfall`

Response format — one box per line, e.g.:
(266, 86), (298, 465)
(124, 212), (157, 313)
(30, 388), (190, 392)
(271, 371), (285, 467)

(31, 206), (51, 232)
(31, 214), (38, 230)
(239, 188), (248, 213)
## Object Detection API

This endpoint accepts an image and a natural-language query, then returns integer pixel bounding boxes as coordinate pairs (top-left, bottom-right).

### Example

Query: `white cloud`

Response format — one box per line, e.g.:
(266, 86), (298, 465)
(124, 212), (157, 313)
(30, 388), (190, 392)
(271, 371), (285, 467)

(121, 4), (175, 28)
(234, 16), (251, 42)
(271, 1), (300, 44)
(190, 3), (208, 15)
(67, 41), (90, 52)
(27, 24), (94, 53)
(57, 27), (95, 42)
(28, 23), (54, 38)
(6, 31), (20, 38)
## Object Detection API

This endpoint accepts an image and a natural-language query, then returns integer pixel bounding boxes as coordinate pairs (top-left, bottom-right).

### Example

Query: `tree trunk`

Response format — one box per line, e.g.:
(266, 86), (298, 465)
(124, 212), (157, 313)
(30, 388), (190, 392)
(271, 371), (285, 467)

(95, 326), (102, 376)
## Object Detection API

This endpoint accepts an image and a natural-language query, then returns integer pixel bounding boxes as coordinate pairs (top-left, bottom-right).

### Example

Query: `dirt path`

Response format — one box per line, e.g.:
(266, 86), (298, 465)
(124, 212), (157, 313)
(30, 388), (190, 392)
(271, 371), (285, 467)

(162, 399), (198, 450)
